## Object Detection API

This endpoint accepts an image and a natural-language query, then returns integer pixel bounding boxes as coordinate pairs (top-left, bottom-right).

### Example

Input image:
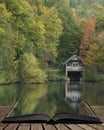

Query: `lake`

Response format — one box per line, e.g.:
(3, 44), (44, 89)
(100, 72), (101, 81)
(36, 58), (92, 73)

(0, 81), (104, 117)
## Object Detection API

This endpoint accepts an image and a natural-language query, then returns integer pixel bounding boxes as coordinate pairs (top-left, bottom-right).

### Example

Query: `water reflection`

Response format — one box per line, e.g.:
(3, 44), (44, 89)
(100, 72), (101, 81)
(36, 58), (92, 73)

(0, 81), (104, 117)
(15, 84), (48, 116)
(15, 82), (76, 117)
(0, 84), (17, 106)
(65, 81), (83, 108)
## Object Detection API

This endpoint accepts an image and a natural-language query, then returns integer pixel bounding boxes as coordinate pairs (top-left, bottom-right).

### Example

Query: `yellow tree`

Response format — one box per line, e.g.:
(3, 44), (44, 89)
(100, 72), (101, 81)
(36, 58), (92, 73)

(97, 32), (104, 72)
(83, 44), (99, 67)
(84, 31), (104, 72)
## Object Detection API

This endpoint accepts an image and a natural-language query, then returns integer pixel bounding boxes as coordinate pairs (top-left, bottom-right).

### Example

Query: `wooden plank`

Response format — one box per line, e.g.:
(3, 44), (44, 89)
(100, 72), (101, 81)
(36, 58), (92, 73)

(0, 115), (6, 122)
(43, 124), (57, 130)
(0, 115), (9, 122)
(0, 106), (104, 130)
(0, 109), (10, 114)
(4, 123), (19, 130)
(0, 106), (11, 115)
(78, 124), (96, 130)
(65, 124), (84, 130)
(101, 123), (104, 126)
(0, 107), (10, 111)
(0, 106), (11, 110)
(0, 106), (11, 130)
(0, 106), (12, 122)
(55, 124), (70, 130)
(88, 124), (104, 130)
(31, 123), (43, 130)
(0, 123), (8, 130)
(18, 124), (30, 130)
(92, 106), (104, 122)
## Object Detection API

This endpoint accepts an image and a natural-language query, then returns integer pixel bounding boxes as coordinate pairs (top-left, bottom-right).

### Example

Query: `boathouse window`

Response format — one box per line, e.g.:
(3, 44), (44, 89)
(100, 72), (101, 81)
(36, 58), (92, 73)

(72, 62), (79, 67)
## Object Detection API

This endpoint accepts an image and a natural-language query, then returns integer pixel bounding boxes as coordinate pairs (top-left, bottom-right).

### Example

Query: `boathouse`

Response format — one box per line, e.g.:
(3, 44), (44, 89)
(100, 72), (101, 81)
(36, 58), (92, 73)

(63, 55), (84, 81)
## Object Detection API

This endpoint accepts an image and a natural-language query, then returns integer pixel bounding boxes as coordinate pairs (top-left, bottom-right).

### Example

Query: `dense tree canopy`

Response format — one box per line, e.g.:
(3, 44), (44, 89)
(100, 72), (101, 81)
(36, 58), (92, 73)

(0, 3), (17, 84)
(45, 0), (81, 65)
(0, 0), (63, 83)
(0, 0), (104, 83)
(80, 15), (96, 59)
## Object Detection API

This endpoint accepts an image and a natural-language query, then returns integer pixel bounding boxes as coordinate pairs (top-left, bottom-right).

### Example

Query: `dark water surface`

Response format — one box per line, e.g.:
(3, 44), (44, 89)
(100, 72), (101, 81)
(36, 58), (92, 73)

(0, 81), (104, 117)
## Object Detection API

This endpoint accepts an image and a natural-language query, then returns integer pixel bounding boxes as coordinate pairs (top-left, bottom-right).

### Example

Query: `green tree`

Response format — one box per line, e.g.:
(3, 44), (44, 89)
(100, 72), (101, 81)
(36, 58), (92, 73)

(96, 9), (104, 31)
(84, 31), (104, 73)
(70, 0), (104, 18)
(40, 6), (63, 66)
(97, 32), (104, 72)
(0, 3), (17, 84)
(45, 0), (81, 65)
(18, 53), (47, 83)
(27, 0), (63, 67)
(3, 0), (41, 53)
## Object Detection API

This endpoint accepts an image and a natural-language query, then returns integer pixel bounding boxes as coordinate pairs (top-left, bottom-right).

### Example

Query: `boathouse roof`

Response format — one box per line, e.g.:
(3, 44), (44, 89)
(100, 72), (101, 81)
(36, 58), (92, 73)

(63, 55), (82, 65)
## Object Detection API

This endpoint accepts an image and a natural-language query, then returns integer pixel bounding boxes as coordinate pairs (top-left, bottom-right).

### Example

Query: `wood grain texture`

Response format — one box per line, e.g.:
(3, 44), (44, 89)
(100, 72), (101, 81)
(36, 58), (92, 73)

(65, 124), (84, 130)
(78, 124), (96, 130)
(55, 124), (70, 130)
(0, 123), (8, 130)
(18, 124), (30, 130)
(101, 123), (104, 126)
(92, 106), (104, 122)
(43, 124), (57, 130)
(4, 123), (19, 130)
(88, 124), (104, 130)
(0, 106), (104, 130)
(0, 106), (11, 122)
(31, 123), (43, 130)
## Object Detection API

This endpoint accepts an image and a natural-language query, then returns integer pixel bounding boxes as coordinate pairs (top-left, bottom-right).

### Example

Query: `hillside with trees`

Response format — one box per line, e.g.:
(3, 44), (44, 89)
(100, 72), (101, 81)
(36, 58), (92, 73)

(70, 0), (104, 18)
(0, 0), (104, 84)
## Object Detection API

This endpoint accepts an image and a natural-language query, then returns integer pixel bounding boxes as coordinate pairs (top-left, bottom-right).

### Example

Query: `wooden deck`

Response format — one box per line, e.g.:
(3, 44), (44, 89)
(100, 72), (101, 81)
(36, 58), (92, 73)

(0, 106), (104, 130)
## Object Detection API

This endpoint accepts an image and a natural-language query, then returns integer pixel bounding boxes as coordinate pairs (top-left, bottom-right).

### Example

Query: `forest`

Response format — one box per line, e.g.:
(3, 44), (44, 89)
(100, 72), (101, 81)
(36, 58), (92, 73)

(0, 0), (104, 84)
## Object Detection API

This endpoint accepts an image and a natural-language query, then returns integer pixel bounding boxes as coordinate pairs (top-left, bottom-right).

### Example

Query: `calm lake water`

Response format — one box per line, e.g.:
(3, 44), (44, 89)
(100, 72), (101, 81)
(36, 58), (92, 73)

(0, 81), (104, 117)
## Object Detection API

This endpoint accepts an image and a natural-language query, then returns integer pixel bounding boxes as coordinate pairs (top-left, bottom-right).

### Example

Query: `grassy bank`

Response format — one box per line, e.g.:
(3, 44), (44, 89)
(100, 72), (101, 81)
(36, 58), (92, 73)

(46, 69), (66, 82)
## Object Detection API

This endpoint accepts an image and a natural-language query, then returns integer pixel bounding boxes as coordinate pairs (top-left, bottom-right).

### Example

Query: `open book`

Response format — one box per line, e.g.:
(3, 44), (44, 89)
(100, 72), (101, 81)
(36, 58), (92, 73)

(2, 113), (101, 124)
(2, 100), (101, 123)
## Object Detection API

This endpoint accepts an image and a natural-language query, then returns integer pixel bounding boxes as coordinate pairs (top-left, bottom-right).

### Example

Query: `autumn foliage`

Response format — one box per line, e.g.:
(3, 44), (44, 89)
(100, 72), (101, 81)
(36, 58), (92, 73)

(80, 15), (96, 59)
(83, 44), (99, 67)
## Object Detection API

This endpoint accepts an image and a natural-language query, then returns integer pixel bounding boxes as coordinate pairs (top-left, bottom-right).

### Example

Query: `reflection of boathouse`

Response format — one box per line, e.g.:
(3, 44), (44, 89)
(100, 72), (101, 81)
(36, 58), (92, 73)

(64, 55), (84, 81)
(65, 82), (82, 108)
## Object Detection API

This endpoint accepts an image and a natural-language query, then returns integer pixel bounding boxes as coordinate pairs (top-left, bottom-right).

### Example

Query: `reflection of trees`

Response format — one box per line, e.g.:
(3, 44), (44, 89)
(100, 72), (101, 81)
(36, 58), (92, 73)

(83, 81), (104, 105)
(34, 82), (61, 117)
(78, 101), (93, 117)
(14, 84), (48, 116)
(1, 82), (74, 117)
(35, 82), (77, 117)
(0, 84), (16, 105)
(1, 81), (104, 117)
(15, 82), (78, 117)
